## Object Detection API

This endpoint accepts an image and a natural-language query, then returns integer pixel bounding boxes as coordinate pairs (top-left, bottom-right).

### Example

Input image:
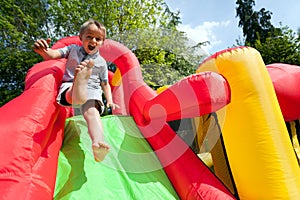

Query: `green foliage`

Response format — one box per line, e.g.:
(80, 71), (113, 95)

(127, 27), (205, 75)
(254, 26), (300, 65)
(47, 0), (168, 38)
(141, 63), (182, 87)
(134, 47), (196, 86)
(236, 0), (300, 66)
(0, 0), (48, 105)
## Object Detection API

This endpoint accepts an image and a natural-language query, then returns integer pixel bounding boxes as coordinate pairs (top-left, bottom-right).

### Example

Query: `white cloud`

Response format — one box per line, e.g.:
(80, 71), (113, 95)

(178, 20), (231, 53)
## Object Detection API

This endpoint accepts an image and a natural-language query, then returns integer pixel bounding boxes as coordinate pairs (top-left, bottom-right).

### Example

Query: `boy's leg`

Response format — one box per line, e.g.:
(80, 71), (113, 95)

(82, 100), (110, 162)
(65, 60), (94, 105)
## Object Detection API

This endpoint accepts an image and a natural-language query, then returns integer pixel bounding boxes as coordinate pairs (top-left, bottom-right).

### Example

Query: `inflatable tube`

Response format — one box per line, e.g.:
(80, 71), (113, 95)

(266, 63), (300, 121)
(196, 47), (300, 199)
(142, 72), (230, 122)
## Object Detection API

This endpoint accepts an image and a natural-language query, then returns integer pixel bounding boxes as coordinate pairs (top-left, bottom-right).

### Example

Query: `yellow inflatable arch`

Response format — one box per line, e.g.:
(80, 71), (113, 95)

(196, 47), (300, 200)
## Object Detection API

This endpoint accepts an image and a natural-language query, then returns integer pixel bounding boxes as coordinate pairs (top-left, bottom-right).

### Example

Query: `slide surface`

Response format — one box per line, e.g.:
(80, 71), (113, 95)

(54, 115), (179, 199)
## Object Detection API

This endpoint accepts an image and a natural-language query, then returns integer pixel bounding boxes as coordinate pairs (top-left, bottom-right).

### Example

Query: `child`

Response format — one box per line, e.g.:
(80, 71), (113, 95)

(33, 19), (118, 162)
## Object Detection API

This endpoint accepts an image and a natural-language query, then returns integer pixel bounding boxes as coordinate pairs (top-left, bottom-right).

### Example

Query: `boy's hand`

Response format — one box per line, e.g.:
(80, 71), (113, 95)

(33, 38), (51, 54)
(106, 102), (120, 110)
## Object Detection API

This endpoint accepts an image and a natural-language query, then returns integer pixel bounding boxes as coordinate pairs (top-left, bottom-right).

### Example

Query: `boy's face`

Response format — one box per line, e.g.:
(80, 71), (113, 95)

(80, 24), (104, 55)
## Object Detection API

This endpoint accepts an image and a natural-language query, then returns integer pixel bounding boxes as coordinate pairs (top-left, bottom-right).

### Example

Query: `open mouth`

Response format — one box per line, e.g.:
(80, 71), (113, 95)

(88, 45), (95, 51)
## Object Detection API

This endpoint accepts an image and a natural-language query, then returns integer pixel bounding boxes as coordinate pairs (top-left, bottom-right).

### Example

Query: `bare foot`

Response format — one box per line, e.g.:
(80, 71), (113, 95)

(74, 59), (94, 82)
(92, 143), (110, 162)
(71, 59), (95, 104)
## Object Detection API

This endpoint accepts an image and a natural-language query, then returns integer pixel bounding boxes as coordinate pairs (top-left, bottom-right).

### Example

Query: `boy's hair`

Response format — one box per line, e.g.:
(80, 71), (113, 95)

(79, 19), (106, 41)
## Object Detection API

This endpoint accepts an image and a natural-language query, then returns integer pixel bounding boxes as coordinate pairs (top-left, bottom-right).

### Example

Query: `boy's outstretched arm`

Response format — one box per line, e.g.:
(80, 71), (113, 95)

(33, 38), (62, 60)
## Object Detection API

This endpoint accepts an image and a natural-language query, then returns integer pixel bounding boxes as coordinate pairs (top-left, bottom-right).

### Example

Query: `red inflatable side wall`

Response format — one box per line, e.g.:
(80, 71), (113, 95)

(0, 59), (72, 199)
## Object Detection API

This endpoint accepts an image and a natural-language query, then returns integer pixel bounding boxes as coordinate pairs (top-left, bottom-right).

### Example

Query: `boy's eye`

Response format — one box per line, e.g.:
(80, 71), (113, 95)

(86, 36), (101, 42)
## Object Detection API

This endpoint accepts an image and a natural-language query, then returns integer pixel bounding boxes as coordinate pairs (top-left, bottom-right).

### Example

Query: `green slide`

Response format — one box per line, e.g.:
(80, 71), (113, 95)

(54, 115), (179, 199)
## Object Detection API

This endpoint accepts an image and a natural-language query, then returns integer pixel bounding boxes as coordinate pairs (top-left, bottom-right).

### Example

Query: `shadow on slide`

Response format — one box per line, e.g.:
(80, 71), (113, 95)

(54, 115), (179, 199)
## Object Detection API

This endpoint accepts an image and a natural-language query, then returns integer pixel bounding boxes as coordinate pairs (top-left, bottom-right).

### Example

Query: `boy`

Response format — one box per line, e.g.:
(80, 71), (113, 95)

(33, 19), (118, 162)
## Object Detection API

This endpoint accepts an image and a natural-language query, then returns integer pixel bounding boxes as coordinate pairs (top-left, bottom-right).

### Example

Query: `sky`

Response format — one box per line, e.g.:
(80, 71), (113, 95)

(165, 0), (300, 54)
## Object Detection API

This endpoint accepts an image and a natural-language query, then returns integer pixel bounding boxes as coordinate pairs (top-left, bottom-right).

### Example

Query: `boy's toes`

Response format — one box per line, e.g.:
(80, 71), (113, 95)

(92, 143), (110, 162)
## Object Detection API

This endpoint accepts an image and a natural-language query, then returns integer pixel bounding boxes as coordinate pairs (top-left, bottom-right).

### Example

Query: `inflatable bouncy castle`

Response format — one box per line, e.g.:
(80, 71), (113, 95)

(0, 36), (300, 200)
(196, 48), (300, 199)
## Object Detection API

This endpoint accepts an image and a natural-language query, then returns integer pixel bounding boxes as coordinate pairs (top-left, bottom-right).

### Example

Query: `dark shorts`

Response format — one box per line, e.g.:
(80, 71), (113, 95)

(56, 83), (104, 115)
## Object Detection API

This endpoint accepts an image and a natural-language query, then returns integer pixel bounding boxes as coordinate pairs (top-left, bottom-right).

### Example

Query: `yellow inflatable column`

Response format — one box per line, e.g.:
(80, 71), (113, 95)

(197, 47), (300, 200)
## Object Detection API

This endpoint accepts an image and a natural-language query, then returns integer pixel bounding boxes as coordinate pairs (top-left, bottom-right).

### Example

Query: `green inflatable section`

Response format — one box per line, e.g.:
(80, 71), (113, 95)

(54, 115), (179, 199)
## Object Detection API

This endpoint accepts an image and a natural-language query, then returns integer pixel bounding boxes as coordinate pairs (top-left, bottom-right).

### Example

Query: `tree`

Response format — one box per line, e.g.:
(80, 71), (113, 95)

(236, 0), (277, 46)
(0, 0), (49, 105)
(254, 25), (300, 65)
(235, 0), (300, 65)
